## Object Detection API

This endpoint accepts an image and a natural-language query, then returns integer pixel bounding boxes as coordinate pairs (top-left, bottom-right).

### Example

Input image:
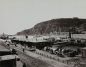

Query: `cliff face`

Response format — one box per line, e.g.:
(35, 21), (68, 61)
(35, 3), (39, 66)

(17, 18), (86, 35)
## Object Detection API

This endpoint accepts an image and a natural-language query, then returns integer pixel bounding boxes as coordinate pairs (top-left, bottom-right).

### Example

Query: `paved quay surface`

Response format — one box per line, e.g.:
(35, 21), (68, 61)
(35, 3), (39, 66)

(10, 44), (69, 67)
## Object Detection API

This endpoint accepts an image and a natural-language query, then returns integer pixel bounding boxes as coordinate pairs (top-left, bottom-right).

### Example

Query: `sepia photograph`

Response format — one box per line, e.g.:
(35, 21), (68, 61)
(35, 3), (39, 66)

(0, 0), (86, 67)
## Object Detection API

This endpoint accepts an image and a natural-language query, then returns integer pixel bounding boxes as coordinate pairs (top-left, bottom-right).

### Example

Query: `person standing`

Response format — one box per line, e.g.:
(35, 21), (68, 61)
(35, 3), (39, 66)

(23, 63), (26, 67)
(22, 47), (25, 52)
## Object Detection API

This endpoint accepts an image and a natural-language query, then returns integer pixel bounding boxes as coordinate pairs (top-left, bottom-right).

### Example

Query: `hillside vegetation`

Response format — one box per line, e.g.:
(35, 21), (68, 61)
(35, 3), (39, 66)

(17, 17), (86, 35)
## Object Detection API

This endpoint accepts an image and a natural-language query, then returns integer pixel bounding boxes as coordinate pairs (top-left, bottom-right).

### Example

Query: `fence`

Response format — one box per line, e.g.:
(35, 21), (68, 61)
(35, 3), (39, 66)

(34, 51), (80, 66)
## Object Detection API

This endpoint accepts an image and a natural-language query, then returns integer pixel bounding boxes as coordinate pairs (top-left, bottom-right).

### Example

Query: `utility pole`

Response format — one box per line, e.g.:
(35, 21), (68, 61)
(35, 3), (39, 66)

(69, 27), (72, 38)
(58, 26), (61, 35)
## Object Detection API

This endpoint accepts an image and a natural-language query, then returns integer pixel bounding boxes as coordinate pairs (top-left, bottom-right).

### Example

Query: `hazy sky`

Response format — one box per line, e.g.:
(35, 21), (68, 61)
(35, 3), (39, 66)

(0, 0), (86, 35)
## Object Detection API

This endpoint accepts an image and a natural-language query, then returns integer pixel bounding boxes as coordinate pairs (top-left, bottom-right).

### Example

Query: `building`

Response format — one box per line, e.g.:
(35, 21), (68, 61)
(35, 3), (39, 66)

(79, 47), (86, 67)
(0, 44), (22, 67)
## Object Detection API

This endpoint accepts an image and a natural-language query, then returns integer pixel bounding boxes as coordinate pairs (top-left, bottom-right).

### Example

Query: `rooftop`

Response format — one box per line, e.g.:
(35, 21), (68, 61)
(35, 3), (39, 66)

(0, 55), (19, 61)
(0, 44), (10, 52)
(81, 47), (86, 50)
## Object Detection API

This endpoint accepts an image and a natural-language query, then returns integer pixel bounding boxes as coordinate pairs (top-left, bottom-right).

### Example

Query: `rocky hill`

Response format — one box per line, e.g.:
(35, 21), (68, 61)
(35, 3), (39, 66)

(17, 17), (86, 35)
